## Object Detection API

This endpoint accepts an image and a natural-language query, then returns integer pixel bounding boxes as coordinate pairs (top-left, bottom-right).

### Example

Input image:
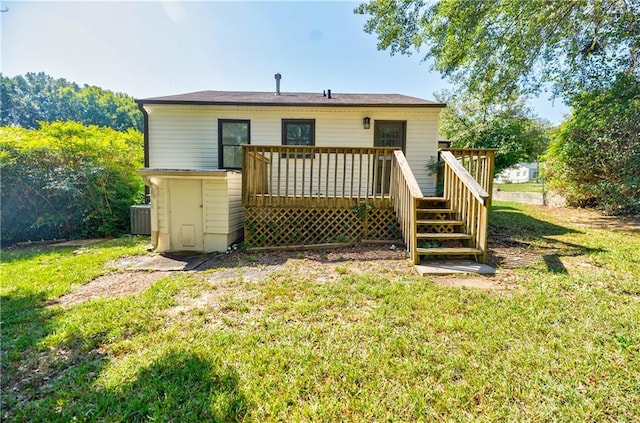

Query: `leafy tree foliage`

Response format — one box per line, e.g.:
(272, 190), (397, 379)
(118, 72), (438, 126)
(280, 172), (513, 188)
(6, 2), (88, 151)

(438, 91), (550, 173)
(545, 73), (640, 214)
(355, 0), (640, 102)
(1, 72), (142, 131)
(0, 121), (144, 244)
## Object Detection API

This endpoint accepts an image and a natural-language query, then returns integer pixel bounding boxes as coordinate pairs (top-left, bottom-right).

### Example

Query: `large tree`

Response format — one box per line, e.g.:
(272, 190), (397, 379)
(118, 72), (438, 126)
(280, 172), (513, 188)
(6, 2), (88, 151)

(0, 72), (143, 131)
(438, 91), (550, 173)
(355, 0), (640, 102)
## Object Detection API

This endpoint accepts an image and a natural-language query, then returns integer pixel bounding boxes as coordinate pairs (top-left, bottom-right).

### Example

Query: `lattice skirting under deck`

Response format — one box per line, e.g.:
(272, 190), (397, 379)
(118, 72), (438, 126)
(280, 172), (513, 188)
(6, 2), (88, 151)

(244, 206), (402, 248)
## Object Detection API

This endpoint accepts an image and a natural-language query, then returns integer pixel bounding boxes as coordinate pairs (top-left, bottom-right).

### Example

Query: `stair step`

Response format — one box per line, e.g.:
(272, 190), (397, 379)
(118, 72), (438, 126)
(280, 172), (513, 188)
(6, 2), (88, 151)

(416, 247), (482, 256)
(416, 220), (464, 225)
(418, 199), (448, 206)
(417, 233), (473, 240)
(417, 208), (455, 214)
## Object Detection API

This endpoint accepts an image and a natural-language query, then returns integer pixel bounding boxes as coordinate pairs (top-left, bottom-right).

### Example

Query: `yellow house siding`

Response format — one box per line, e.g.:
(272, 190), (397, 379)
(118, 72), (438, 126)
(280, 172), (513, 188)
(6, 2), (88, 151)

(156, 179), (168, 233)
(141, 170), (242, 253)
(203, 179), (229, 233)
(227, 173), (244, 232)
(405, 110), (439, 196)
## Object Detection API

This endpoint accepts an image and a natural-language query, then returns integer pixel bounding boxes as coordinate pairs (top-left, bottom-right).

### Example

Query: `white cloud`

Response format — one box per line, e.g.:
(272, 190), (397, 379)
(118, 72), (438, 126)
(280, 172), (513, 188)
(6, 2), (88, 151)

(161, 0), (187, 23)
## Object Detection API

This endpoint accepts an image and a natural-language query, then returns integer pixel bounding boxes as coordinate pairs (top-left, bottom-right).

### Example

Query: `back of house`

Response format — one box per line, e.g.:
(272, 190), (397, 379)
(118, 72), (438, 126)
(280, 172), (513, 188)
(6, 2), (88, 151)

(137, 80), (446, 253)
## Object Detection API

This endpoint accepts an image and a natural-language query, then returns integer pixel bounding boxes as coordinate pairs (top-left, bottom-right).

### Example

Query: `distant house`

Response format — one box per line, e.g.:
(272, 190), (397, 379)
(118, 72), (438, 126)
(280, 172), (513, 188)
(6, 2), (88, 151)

(495, 163), (538, 184)
(136, 75), (495, 264)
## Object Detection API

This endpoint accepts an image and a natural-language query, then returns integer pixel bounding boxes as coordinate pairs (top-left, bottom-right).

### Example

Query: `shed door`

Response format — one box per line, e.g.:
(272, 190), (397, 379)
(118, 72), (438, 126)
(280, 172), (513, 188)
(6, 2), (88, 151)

(374, 121), (406, 194)
(169, 179), (203, 251)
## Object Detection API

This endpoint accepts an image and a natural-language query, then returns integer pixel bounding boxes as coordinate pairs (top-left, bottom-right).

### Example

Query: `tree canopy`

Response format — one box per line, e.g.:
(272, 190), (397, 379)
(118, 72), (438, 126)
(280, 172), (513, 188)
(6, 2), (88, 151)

(355, 0), (640, 103)
(1, 72), (143, 131)
(437, 91), (550, 173)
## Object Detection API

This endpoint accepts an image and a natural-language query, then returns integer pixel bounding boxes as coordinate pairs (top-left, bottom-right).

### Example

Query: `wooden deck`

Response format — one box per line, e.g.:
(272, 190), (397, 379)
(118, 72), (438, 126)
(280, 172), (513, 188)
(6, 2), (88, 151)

(242, 145), (494, 263)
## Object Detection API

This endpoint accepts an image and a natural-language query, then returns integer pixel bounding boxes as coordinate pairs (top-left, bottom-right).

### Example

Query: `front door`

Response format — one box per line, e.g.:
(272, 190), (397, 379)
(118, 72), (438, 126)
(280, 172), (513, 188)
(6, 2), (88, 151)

(374, 121), (406, 195)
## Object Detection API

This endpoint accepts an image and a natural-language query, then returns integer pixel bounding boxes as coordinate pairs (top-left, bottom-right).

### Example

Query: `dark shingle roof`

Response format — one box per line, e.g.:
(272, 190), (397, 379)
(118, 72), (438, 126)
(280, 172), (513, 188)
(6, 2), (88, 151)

(137, 90), (445, 108)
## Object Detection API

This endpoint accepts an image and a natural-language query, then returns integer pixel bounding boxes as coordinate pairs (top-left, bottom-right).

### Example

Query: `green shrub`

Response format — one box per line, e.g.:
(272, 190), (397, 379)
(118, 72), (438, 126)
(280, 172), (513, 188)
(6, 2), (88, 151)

(545, 73), (640, 214)
(0, 121), (144, 244)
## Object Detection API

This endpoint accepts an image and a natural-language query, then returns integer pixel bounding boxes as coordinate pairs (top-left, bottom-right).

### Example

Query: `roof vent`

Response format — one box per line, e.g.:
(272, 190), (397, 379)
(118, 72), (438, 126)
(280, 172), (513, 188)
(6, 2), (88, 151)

(274, 73), (281, 95)
(327, 89), (332, 99)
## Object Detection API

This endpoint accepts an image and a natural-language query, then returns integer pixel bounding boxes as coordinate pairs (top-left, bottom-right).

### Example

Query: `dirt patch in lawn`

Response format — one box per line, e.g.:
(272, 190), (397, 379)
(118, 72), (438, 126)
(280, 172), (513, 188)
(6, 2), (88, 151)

(430, 275), (509, 291)
(53, 206), (637, 306)
(543, 206), (640, 231)
(54, 271), (172, 307)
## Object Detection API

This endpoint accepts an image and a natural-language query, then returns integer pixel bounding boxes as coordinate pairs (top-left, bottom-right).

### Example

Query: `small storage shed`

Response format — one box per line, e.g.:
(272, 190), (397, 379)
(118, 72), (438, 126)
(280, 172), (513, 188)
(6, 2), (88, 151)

(138, 169), (243, 252)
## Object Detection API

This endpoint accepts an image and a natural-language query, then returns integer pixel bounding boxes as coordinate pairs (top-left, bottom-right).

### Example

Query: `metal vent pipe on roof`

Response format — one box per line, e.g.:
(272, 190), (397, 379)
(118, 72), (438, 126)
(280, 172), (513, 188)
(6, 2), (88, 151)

(327, 89), (332, 99)
(274, 73), (281, 95)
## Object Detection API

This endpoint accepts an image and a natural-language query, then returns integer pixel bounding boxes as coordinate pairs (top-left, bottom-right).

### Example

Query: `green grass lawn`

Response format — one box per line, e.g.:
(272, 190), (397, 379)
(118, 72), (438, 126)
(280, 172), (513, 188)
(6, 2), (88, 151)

(494, 182), (544, 193)
(2, 204), (639, 422)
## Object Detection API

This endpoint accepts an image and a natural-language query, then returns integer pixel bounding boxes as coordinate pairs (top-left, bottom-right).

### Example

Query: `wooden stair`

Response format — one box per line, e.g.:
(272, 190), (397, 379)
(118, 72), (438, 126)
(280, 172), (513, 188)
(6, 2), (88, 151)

(414, 197), (482, 262)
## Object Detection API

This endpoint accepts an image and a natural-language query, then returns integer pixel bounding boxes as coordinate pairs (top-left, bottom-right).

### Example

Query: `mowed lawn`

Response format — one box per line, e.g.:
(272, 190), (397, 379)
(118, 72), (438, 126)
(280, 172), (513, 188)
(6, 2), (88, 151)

(494, 182), (544, 193)
(1, 203), (639, 422)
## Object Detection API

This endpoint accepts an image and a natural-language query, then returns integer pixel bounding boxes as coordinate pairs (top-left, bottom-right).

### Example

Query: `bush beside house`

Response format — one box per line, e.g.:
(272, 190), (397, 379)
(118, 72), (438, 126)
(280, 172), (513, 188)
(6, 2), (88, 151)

(0, 121), (144, 245)
(546, 73), (640, 214)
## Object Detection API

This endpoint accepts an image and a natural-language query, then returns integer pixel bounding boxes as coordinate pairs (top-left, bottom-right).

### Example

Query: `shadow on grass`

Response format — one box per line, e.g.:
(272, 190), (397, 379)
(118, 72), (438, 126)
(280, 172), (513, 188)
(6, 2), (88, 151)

(3, 303), (249, 421)
(1, 290), (58, 379)
(86, 351), (248, 422)
(3, 260), (248, 422)
(490, 204), (581, 239)
(489, 204), (604, 271)
(543, 254), (569, 274)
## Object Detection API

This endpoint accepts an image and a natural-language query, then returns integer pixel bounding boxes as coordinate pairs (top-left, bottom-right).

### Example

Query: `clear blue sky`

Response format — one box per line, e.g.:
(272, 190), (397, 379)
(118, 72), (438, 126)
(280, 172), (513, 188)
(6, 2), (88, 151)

(1, 1), (568, 123)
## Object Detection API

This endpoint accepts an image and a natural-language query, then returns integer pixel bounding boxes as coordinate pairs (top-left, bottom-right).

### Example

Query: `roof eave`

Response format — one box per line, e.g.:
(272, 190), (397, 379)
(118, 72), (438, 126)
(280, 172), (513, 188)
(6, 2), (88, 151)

(136, 99), (447, 108)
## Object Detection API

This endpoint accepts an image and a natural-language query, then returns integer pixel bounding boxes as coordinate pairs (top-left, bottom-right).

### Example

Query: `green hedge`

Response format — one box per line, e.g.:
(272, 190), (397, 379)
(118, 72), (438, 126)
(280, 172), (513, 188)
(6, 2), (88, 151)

(545, 73), (640, 215)
(1, 121), (144, 245)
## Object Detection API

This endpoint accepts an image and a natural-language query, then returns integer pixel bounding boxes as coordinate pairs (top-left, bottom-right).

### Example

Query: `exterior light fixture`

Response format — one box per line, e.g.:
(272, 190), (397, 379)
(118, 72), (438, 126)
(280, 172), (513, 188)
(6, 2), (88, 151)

(363, 117), (371, 129)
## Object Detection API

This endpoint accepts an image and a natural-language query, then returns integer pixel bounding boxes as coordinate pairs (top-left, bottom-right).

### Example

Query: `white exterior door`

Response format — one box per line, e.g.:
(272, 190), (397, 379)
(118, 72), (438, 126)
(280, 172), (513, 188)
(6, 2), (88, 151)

(169, 179), (204, 251)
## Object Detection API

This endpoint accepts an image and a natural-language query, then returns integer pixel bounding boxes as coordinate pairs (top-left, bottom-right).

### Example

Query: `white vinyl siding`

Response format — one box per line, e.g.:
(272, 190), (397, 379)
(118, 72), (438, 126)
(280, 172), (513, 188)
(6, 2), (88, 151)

(144, 104), (440, 194)
(227, 173), (244, 232)
(147, 108), (217, 169)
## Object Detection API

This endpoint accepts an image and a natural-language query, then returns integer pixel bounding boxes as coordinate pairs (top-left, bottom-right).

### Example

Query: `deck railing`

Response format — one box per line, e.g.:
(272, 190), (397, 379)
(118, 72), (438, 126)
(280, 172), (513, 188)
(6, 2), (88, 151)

(242, 145), (399, 207)
(440, 150), (494, 262)
(390, 150), (423, 263)
(241, 145), (494, 261)
(444, 149), (495, 208)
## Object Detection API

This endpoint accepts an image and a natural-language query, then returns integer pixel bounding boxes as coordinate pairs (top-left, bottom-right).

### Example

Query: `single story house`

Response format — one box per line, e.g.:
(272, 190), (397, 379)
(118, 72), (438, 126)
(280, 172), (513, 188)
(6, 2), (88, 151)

(495, 163), (538, 184)
(137, 75), (494, 263)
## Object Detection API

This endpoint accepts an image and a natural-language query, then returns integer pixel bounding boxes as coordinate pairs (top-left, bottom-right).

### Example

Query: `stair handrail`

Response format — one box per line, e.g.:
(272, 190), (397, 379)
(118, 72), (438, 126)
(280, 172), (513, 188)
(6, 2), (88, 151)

(390, 150), (423, 263)
(440, 151), (489, 205)
(393, 150), (423, 198)
(440, 150), (492, 262)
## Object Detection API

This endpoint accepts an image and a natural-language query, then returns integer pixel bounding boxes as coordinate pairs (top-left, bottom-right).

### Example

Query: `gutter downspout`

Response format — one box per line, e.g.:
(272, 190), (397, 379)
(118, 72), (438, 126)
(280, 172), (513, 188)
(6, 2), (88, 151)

(137, 101), (150, 169)
(137, 101), (150, 204)
(136, 102), (158, 250)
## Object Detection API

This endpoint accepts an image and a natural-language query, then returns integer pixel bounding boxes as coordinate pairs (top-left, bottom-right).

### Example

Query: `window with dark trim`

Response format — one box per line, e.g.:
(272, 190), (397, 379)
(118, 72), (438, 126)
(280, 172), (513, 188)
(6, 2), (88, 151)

(282, 119), (315, 158)
(218, 119), (250, 169)
(282, 119), (315, 147)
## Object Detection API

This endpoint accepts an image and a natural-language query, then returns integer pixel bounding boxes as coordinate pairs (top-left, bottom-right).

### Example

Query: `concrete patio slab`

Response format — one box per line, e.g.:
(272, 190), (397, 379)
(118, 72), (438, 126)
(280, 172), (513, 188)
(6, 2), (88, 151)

(127, 252), (212, 271)
(415, 262), (496, 275)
